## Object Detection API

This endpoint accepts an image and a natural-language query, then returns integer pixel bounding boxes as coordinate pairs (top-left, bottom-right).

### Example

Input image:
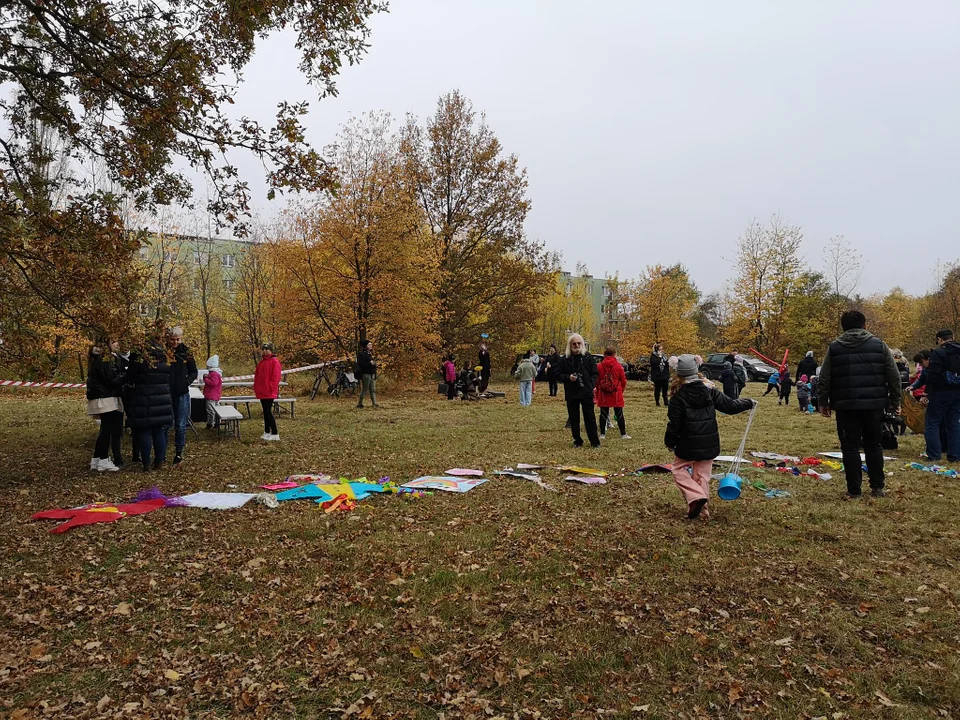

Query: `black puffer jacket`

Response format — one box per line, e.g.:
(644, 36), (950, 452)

(818, 329), (901, 411)
(927, 341), (960, 394)
(127, 347), (175, 429)
(86, 350), (125, 401)
(556, 353), (598, 401)
(665, 382), (753, 461)
(169, 343), (198, 397)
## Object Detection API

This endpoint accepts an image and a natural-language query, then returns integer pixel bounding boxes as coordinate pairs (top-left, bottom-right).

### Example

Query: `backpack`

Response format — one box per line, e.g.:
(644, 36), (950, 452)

(598, 364), (619, 394)
(944, 346), (960, 386)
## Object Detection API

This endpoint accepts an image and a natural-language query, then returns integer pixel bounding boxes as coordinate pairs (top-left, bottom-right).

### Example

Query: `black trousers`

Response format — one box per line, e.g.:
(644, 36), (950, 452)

(94, 410), (124, 460)
(780, 387), (791, 404)
(598, 406), (626, 436)
(835, 409), (884, 495)
(548, 374), (559, 396)
(446, 381), (456, 400)
(653, 379), (669, 406)
(480, 370), (490, 393)
(566, 397), (600, 447)
(261, 399), (278, 435)
(764, 384), (778, 396)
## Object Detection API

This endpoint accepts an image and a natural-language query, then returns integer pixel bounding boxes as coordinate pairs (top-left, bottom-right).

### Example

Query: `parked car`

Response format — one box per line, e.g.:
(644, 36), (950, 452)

(699, 353), (776, 382)
(627, 355), (650, 381)
(591, 354), (631, 376)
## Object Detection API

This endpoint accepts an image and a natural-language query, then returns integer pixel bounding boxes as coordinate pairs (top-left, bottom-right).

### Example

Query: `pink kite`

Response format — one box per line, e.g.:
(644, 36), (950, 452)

(445, 468), (484, 477)
(260, 481), (299, 490)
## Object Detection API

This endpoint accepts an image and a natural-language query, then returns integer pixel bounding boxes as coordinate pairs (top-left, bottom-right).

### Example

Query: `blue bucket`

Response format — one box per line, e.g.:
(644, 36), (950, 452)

(718, 473), (743, 501)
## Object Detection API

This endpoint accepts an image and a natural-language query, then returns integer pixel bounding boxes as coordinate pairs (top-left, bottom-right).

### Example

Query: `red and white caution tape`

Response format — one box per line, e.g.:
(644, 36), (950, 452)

(0, 380), (87, 389)
(1, 358), (349, 390)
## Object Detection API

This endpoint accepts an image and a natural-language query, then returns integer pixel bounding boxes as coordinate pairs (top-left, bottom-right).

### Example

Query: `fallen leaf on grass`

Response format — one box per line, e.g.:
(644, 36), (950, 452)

(875, 691), (899, 707)
(728, 683), (744, 704)
(632, 706), (650, 713)
(163, 669), (180, 681)
(774, 637), (793, 646)
(113, 602), (132, 616)
(916, 607), (931, 614)
(246, 557), (266, 569)
(96, 695), (111, 711)
(409, 645), (424, 659)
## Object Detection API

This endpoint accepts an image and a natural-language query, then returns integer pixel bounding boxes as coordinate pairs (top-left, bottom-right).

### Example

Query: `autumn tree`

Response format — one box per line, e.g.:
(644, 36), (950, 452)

(619, 264), (700, 359)
(1, 0), (385, 375)
(402, 91), (553, 353)
(528, 273), (597, 353)
(727, 215), (805, 356)
(276, 113), (438, 377)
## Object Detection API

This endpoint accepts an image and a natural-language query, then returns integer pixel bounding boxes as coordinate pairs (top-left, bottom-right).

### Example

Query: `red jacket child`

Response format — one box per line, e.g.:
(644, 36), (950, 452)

(594, 354), (627, 408)
(254, 352), (282, 400)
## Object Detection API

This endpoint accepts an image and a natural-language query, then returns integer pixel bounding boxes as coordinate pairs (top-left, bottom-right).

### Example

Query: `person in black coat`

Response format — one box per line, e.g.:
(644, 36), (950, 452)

(544, 344), (562, 396)
(666, 354), (754, 519)
(796, 351), (818, 384)
(778, 369), (794, 405)
(86, 339), (127, 472)
(127, 342), (175, 471)
(356, 339), (378, 408)
(167, 327), (197, 465)
(478, 344), (491, 393)
(719, 361), (738, 399)
(555, 334), (600, 448)
(818, 311), (902, 498)
(649, 343), (670, 407)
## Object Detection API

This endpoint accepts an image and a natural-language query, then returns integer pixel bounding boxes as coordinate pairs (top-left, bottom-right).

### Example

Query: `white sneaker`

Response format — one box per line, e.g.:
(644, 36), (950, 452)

(621, 434), (632, 440)
(268, 434), (280, 442)
(599, 434), (606, 440)
(90, 457), (98, 470)
(261, 433), (271, 441)
(97, 458), (120, 472)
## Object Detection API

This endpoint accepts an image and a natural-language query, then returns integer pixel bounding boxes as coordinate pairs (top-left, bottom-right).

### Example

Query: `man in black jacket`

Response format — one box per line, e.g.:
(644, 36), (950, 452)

(478, 344), (491, 393)
(818, 311), (902, 499)
(556, 334), (600, 448)
(924, 329), (960, 461)
(796, 351), (817, 383)
(649, 343), (670, 407)
(356, 339), (378, 408)
(167, 327), (198, 466)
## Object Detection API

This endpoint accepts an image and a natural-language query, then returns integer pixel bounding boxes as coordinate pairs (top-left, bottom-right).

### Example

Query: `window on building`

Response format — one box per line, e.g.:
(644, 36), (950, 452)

(586, 284), (593, 295)
(223, 278), (235, 292)
(565, 283), (572, 295)
(138, 303), (149, 317)
(162, 250), (176, 263)
(221, 253), (235, 268)
(138, 246), (149, 258)
(193, 251), (209, 265)
(602, 286), (611, 298)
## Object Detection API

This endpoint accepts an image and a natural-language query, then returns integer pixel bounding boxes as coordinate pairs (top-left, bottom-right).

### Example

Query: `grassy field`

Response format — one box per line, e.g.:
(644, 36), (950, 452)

(0, 378), (958, 719)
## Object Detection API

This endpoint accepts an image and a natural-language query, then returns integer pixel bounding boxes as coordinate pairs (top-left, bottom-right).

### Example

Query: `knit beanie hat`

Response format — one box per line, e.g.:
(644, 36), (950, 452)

(806, 350), (813, 358)
(206, 355), (220, 369)
(676, 354), (699, 378)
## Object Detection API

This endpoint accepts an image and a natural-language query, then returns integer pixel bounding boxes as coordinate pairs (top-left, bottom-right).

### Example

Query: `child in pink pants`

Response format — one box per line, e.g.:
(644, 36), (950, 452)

(665, 354), (754, 519)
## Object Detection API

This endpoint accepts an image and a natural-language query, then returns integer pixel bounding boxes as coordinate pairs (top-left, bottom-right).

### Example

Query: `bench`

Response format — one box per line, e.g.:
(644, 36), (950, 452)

(214, 404), (244, 440)
(217, 396), (297, 419)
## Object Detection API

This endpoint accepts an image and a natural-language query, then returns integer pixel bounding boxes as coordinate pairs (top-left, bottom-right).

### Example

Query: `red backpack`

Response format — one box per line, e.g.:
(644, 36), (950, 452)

(598, 363), (619, 394)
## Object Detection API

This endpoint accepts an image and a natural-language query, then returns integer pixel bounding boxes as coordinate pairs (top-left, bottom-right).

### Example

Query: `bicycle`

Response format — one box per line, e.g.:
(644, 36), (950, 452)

(311, 363), (358, 399)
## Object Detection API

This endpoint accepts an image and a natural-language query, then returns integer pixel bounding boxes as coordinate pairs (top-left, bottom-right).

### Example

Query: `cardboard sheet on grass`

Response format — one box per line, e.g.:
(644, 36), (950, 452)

(401, 476), (488, 493)
(901, 391), (926, 434)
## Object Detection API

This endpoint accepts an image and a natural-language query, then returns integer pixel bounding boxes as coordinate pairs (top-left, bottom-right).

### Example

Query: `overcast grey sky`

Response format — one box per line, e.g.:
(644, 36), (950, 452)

(230, 0), (960, 297)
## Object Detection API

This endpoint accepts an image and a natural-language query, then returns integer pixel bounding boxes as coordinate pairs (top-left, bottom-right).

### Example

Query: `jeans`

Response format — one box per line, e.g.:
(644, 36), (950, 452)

(599, 406), (626, 436)
(518, 380), (533, 406)
(653, 380), (669, 407)
(358, 374), (377, 406)
(138, 426), (169, 468)
(566, 397), (600, 447)
(172, 392), (189, 454)
(924, 392), (960, 461)
(94, 410), (124, 460)
(835, 409), (885, 495)
(261, 399), (278, 435)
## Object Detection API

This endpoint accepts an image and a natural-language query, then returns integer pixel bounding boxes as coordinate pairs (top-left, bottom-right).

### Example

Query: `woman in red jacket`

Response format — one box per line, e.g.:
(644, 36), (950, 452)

(594, 346), (631, 440)
(254, 342), (282, 441)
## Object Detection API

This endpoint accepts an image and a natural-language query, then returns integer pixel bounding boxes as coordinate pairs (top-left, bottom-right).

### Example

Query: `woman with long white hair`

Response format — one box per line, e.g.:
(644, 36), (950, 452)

(555, 334), (601, 448)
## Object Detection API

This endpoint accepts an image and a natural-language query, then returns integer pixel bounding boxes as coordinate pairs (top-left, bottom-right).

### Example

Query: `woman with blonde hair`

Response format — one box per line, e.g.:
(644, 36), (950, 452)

(556, 333), (600, 448)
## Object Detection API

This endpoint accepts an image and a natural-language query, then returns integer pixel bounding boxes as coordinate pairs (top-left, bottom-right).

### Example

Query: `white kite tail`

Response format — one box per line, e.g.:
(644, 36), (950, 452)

(728, 403), (758, 477)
